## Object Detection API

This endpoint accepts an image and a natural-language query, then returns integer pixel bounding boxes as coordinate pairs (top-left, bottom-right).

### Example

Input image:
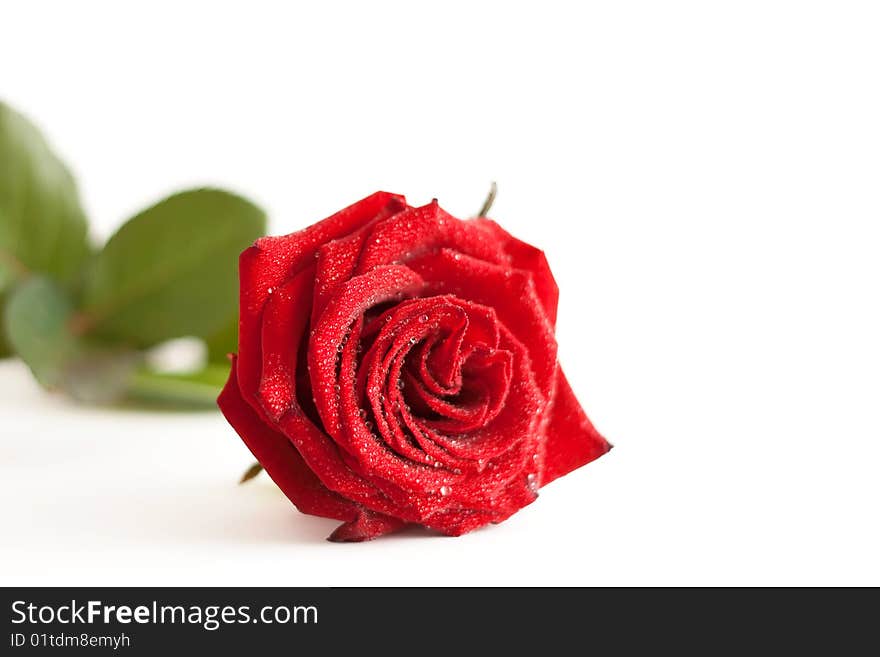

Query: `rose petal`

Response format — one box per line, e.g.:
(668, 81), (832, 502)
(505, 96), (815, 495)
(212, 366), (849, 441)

(406, 248), (558, 392)
(403, 325), (541, 465)
(423, 474), (540, 536)
(475, 218), (560, 327)
(257, 265), (315, 420)
(541, 368), (612, 486)
(327, 509), (407, 543)
(355, 200), (507, 274)
(309, 264), (425, 439)
(237, 191), (407, 421)
(310, 190), (413, 322)
(219, 358), (357, 522)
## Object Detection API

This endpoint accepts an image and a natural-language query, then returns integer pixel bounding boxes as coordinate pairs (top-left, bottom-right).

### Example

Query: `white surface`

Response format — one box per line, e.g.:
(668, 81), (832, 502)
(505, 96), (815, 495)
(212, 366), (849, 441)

(2, 1), (880, 586)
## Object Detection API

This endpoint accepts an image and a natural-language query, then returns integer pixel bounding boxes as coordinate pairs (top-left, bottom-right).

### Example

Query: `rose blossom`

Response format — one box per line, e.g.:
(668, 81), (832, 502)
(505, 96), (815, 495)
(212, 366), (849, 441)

(219, 192), (610, 541)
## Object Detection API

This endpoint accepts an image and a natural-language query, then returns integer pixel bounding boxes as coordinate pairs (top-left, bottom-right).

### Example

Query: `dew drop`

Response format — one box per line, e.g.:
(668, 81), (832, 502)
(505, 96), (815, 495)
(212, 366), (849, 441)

(527, 473), (539, 493)
(364, 421), (373, 431)
(266, 287), (274, 294)
(419, 314), (429, 323)
(439, 485), (451, 496)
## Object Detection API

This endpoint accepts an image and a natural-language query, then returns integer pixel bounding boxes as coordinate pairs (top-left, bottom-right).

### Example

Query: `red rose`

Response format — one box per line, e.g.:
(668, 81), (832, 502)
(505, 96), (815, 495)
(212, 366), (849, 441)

(218, 192), (611, 541)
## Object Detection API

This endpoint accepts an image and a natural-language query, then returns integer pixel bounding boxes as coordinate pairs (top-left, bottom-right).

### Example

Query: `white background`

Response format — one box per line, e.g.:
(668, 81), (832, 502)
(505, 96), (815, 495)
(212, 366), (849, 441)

(2, 1), (879, 586)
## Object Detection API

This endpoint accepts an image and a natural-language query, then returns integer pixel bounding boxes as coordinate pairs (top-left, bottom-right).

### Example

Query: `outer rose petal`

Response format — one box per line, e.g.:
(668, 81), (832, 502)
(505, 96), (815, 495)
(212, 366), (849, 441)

(355, 200), (507, 274)
(474, 218), (560, 327)
(219, 358), (354, 521)
(237, 192), (408, 416)
(541, 368), (613, 486)
(327, 511), (408, 543)
(220, 358), (405, 542)
(257, 266), (315, 420)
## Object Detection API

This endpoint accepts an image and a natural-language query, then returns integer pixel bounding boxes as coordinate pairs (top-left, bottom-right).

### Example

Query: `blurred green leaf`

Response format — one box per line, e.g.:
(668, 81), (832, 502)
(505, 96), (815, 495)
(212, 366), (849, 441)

(78, 189), (264, 347)
(0, 302), (7, 357)
(126, 362), (230, 408)
(0, 102), (92, 358)
(0, 102), (91, 292)
(3, 276), (139, 401)
(3, 276), (78, 387)
(205, 313), (239, 363)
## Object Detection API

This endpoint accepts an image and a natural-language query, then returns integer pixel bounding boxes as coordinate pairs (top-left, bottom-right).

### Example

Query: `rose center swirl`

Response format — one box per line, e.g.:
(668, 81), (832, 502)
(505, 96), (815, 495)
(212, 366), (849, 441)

(340, 296), (513, 469)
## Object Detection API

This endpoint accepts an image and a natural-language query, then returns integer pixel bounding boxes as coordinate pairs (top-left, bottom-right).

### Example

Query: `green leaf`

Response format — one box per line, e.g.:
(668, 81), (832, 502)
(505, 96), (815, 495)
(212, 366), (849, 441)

(79, 189), (265, 347)
(0, 292), (12, 358)
(3, 276), (139, 400)
(126, 362), (230, 408)
(0, 102), (91, 293)
(3, 276), (78, 387)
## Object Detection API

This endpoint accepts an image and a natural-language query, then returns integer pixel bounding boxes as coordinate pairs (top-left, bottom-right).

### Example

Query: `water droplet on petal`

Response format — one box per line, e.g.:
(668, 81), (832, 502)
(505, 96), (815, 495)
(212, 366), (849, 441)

(527, 473), (539, 493)
(419, 314), (429, 323)
(439, 486), (451, 496)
